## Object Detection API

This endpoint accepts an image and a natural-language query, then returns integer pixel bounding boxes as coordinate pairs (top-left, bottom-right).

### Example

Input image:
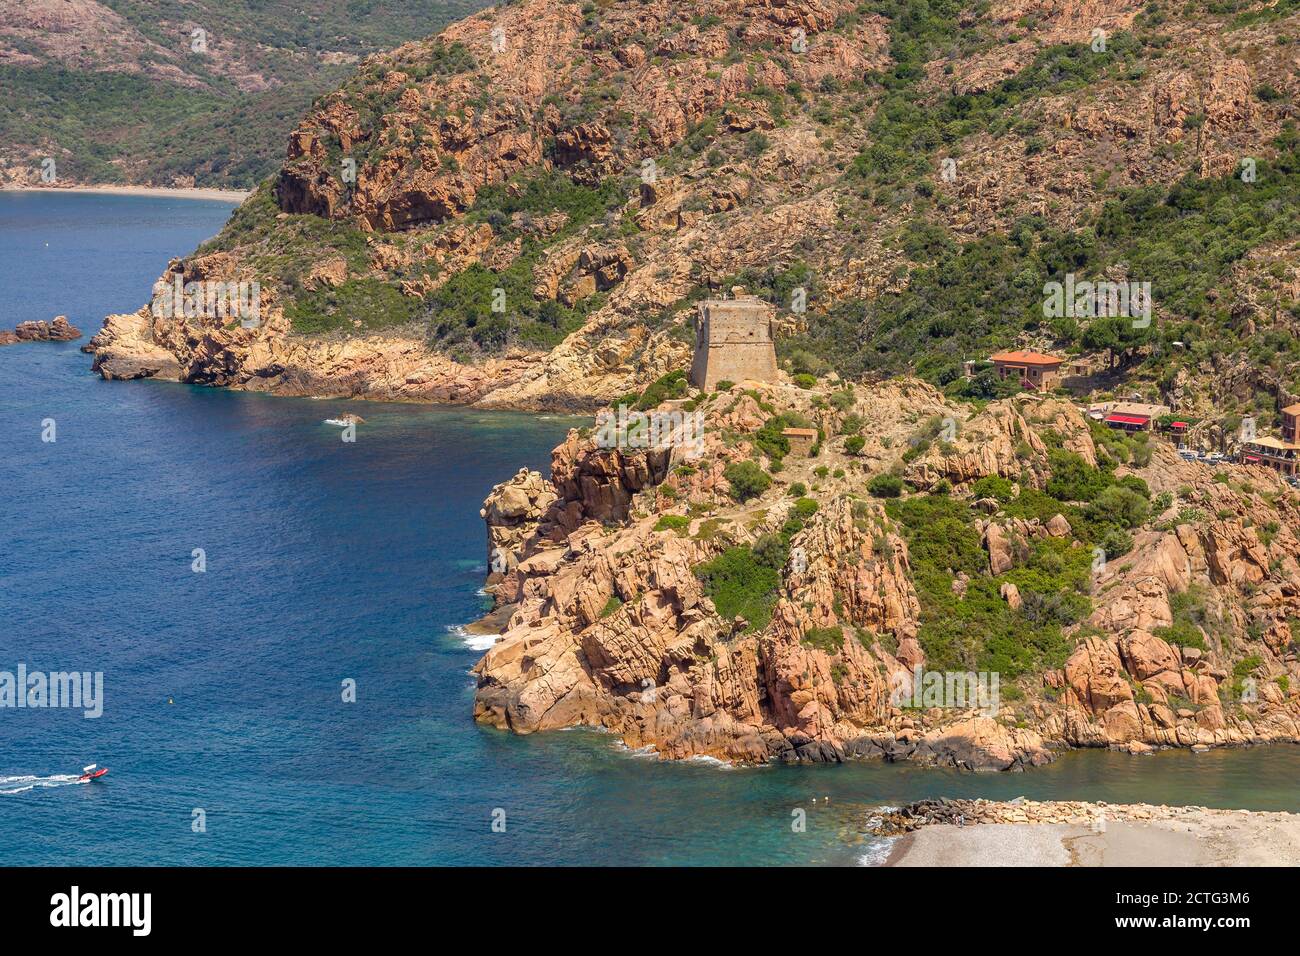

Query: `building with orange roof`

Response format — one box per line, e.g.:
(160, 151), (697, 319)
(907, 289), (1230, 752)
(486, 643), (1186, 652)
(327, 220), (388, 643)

(988, 350), (1065, 391)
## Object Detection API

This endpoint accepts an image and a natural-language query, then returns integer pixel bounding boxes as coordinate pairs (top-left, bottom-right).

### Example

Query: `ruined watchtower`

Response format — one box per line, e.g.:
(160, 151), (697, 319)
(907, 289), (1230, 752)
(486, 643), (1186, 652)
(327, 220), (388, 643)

(689, 287), (778, 391)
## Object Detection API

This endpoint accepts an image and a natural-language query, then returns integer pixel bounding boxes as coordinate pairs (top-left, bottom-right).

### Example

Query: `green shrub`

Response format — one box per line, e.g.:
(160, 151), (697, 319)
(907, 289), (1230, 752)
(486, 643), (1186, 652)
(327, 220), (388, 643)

(632, 370), (689, 410)
(724, 461), (772, 502)
(1045, 450), (1111, 502)
(844, 435), (866, 455)
(694, 546), (781, 632)
(793, 497), (820, 520)
(1086, 485), (1150, 529)
(751, 533), (789, 571)
(654, 514), (691, 535)
(829, 389), (855, 412)
(1098, 527), (1135, 558)
(793, 372), (818, 389)
(970, 475), (1014, 502)
(1234, 655), (1263, 679)
(788, 482), (807, 497)
(802, 626), (846, 653)
(869, 474), (904, 498)
(885, 496), (1088, 677)
(1154, 620), (1206, 650)
(1154, 585), (1221, 650)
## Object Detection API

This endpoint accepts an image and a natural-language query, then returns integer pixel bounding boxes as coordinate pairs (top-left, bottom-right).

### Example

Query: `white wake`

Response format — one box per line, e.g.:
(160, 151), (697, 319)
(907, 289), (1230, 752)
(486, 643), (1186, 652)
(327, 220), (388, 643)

(0, 773), (84, 796)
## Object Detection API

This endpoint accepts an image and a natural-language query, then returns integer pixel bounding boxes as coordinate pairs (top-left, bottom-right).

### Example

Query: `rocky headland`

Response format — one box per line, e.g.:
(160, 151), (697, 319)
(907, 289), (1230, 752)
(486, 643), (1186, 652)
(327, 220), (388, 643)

(470, 375), (1300, 770)
(57, 0), (1300, 771)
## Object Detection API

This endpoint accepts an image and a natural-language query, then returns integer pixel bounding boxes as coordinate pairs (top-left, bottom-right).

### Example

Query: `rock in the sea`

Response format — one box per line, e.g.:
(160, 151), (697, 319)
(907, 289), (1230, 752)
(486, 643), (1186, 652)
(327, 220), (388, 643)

(0, 315), (82, 345)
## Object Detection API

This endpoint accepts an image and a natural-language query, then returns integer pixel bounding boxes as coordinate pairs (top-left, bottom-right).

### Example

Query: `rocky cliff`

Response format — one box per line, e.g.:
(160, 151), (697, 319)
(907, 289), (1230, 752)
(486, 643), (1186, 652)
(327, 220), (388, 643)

(471, 377), (1300, 768)
(83, 0), (1300, 416)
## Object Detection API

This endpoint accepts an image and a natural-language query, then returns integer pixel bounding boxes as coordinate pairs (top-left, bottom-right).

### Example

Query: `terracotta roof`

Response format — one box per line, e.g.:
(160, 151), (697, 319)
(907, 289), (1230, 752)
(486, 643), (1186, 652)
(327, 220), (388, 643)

(781, 427), (817, 437)
(988, 350), (1064, 366)
(1282, 403), (1300, 416)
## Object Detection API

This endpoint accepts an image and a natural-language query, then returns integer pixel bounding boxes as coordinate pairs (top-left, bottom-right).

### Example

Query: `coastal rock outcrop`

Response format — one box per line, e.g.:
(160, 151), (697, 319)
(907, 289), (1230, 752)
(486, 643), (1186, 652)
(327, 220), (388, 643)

(469, 382), (1300, 769)
(0, 315), (81, 345)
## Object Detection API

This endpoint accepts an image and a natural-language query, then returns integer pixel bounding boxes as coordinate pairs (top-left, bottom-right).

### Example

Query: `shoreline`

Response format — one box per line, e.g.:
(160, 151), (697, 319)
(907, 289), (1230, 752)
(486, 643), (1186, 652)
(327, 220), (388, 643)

(880, 799), (1300, 866)
(1, 184), (249, 202)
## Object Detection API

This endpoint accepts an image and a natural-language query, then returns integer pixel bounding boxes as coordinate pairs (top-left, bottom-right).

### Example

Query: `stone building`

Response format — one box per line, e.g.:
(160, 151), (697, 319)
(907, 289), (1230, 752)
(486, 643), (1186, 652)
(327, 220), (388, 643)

(689, 288), (779, 391)
(781, 427), (817, 457)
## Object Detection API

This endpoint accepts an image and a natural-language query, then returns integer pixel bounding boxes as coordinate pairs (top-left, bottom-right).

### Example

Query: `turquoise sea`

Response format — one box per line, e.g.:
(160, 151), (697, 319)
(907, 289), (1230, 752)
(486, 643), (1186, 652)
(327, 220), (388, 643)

(4, 190), (1300, 866)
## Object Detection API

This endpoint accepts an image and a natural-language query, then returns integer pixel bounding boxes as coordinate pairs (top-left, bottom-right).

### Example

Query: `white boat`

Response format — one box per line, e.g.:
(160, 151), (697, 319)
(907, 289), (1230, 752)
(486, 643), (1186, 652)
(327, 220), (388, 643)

(323, 414), (364, 427)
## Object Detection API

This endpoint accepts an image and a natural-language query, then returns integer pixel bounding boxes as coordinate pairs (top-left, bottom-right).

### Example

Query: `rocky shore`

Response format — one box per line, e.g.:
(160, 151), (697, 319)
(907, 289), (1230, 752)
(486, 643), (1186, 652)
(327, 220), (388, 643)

(80, 256), (586, 410)
(878, 797), (1300, 866)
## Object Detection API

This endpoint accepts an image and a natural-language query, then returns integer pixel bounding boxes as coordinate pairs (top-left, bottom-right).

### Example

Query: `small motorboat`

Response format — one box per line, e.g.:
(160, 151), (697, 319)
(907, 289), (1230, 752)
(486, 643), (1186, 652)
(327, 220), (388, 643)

(323, 413), (365, 427)
(78, 764), (108, 782)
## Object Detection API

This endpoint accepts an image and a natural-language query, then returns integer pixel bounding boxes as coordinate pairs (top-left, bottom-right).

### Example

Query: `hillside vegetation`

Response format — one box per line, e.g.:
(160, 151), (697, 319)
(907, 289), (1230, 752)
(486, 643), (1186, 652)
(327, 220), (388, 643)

(0, 0), (489, 187)
(89, 0), (1300, 425)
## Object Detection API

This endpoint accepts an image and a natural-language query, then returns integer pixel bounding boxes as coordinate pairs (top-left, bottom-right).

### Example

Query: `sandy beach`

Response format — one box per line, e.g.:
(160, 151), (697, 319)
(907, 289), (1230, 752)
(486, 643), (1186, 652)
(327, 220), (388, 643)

(1, 184), (249, 202)
(883, 800), (1300, 866)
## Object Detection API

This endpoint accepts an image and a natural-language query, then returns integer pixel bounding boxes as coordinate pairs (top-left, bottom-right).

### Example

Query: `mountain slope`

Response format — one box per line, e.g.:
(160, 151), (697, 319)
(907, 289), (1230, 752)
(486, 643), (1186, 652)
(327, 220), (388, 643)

(0, 0), (490, 187)
(85, 0), (1300, 427)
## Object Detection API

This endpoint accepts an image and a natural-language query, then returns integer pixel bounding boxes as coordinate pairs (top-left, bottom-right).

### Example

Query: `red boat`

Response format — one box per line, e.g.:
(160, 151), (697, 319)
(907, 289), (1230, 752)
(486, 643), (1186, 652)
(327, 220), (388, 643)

(78, 764), (108, 782)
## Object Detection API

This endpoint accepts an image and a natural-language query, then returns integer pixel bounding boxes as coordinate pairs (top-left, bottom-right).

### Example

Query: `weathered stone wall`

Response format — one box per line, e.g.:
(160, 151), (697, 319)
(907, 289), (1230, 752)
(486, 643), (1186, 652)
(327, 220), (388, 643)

(689, 294), (779, 390)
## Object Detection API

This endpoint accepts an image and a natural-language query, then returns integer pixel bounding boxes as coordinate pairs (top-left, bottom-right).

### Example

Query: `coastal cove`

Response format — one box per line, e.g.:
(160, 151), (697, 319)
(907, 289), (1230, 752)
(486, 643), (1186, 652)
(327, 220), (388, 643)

(5, 193), (1300, 867)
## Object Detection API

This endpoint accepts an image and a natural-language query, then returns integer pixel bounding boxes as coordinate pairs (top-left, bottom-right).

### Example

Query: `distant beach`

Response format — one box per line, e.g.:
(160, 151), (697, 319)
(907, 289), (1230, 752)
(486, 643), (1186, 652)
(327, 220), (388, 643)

(884, 800), (1300, 867)
(1, 184), (248, 202)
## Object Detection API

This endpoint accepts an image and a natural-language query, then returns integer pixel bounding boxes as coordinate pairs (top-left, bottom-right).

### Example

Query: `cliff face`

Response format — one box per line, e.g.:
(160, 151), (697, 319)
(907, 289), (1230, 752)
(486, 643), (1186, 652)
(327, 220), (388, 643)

(471, 378), (1300, 769)
(84, 0), (1300, 412)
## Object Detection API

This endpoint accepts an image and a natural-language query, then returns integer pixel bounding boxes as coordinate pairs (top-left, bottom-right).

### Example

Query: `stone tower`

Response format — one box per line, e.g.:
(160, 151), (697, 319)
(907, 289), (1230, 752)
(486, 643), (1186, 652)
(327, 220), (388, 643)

(689, 287), (778, 391)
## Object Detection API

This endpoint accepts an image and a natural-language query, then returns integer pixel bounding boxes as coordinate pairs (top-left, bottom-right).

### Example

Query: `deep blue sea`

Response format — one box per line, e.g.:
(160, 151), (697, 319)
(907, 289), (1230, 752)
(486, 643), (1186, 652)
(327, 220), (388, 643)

(4, 190), (1300, 866)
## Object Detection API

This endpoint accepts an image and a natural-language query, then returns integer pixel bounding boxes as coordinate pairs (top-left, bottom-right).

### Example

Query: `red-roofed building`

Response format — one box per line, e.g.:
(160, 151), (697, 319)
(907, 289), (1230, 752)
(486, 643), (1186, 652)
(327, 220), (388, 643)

(1104, 412), (1150, 432)
(989, 351), (1064, 391)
